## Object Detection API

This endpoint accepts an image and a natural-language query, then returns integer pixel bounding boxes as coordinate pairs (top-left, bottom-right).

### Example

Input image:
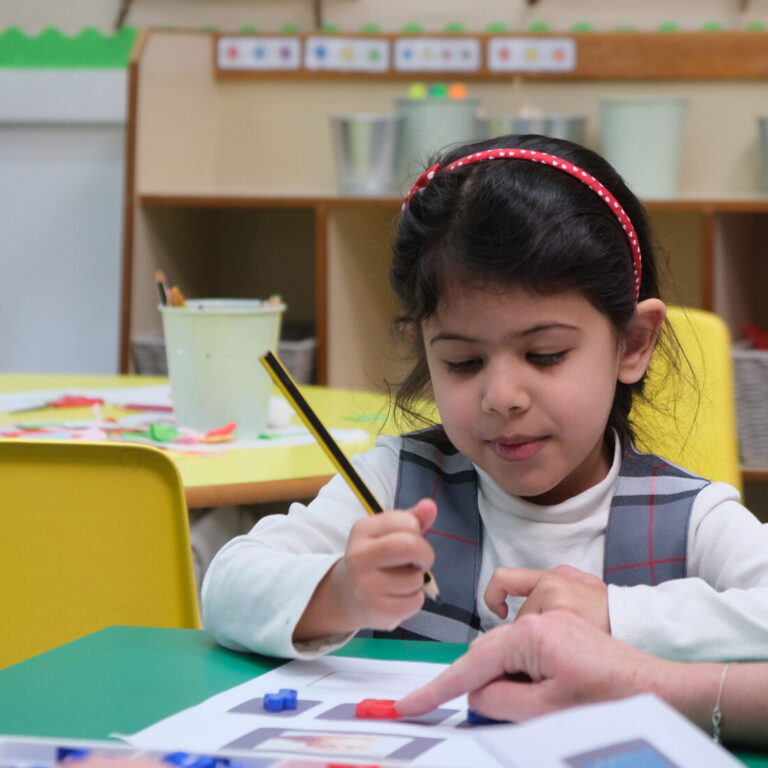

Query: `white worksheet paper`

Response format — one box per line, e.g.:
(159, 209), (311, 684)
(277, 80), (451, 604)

(124, 655), (506, 767)
(478, 694), (742, 768)
(123, 656), (742, 768)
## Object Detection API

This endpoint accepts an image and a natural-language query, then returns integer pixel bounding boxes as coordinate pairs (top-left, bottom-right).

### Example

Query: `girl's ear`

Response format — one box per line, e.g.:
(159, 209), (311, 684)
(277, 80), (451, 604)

(618, 299), (667, 384)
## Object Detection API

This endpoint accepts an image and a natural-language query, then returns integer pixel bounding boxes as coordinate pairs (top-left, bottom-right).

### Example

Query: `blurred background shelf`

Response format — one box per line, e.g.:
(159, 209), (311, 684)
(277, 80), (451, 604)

(122, 29), (768, 489)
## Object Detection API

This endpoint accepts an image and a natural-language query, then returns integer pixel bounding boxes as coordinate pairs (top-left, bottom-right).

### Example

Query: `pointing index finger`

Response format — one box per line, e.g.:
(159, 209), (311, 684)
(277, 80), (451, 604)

(396, 631), (510, 716)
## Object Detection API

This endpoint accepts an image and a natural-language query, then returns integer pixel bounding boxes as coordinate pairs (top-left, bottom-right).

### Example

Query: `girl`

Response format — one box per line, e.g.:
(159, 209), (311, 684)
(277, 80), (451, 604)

(201, 135), (768, 661)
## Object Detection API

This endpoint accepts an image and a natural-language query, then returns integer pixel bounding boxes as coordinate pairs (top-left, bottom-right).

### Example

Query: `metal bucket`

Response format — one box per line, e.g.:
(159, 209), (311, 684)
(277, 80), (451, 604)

(488, 114), (587, 145)
(330, 114), (404, 196)
(758, 116), (768, 192)
(600, 95), (688, 198)
(396, 97), (488, 190)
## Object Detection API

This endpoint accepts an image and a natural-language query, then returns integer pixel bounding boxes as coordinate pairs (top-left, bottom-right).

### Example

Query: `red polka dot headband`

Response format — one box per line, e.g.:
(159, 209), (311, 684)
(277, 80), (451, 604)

(403, 148), (642, 300)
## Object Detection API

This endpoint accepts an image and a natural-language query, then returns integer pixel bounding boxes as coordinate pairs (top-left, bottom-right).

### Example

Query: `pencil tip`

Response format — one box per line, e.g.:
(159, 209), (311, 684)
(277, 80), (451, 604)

(423, 573), (440, 602)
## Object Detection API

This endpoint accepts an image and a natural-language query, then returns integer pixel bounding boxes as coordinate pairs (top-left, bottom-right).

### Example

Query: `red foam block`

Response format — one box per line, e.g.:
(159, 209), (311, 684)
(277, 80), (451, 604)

(354, 698), (402, 719)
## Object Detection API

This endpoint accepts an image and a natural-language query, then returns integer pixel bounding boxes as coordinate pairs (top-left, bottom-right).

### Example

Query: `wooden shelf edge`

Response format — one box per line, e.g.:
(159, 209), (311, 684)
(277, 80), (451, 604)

(139, 192), (768, 213)
(185, 474), (332, 508)
(208, 30), (768, 81)
(742, 468), (768, 483)
(139, 192), (403, 209)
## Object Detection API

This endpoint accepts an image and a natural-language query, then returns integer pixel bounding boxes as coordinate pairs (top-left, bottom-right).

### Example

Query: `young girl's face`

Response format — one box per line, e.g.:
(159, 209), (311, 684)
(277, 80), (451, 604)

(422, 284), (628, 505)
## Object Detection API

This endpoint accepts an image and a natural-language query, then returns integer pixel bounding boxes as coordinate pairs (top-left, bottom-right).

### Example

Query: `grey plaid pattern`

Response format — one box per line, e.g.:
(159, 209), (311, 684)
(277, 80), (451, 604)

(357, 428), (707, 641)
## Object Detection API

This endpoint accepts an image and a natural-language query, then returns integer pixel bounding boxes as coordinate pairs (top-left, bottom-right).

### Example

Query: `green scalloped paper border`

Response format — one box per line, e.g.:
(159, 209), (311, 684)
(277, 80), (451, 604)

(0, 27), (137, 68)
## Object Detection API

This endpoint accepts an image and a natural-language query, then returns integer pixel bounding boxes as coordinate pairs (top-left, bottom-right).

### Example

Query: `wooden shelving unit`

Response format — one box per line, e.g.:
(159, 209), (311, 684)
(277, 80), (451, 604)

(122, 28), (768, 478)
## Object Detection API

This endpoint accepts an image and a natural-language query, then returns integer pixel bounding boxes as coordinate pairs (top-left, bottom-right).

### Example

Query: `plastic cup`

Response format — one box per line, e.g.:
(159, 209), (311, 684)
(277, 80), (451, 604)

(159, 299), (285, 438)
(599, 95), (688, 198)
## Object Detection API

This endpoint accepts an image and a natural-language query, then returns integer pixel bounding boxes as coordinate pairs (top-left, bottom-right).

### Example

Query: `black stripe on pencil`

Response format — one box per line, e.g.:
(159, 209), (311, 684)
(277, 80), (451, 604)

(260, 350), (439, 601)
(155, 270), (169, 306)
(262, 351), (383, 513)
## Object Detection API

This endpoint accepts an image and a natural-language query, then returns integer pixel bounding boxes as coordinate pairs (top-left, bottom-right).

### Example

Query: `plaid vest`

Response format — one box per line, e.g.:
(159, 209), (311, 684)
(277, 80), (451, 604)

(359, 425), (710, 643)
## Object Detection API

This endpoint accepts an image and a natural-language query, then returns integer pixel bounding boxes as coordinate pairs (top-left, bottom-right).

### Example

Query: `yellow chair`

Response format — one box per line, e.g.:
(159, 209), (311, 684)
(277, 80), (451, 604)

(0, 440), (201, 669)
(632, 306), (742, 493)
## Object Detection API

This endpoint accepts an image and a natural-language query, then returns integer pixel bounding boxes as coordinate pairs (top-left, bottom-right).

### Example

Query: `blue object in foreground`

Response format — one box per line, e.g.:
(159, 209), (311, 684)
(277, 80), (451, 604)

(162, 752), (228, 768)
(467, 708), (508, 725)
(263, 688), (299, 712)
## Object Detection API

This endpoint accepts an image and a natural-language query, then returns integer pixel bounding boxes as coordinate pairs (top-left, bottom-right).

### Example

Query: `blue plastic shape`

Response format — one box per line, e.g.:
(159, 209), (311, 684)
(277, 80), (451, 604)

(278, 688), (298, 709)
(467, 708), (507, 725)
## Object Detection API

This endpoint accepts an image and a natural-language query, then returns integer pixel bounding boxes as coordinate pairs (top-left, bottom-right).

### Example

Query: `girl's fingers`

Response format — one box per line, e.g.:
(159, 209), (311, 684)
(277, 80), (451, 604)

(355, 509), (424, 537)
(349, 530), (435, 571)
(366, 564), (434, 597)
(354, 499), (437, 538)
(369, 592), (426, 629)
(409, 497), (438, 533)
(484, 568), (544, 617)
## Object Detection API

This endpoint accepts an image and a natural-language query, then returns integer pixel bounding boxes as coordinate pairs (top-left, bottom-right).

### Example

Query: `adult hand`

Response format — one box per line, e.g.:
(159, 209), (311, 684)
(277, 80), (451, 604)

(294, 498), (437, 640)
(485, 564), (610, 632)
(396, 611), (662, 721)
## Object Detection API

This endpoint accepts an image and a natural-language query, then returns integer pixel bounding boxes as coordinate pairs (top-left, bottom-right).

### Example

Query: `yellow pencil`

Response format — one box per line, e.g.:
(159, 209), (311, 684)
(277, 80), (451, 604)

(260, 350), (439, 601)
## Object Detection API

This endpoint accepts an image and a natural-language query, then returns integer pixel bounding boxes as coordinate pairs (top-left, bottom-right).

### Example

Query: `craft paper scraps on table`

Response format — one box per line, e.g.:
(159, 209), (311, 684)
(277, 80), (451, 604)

(0, 387), (370, 452)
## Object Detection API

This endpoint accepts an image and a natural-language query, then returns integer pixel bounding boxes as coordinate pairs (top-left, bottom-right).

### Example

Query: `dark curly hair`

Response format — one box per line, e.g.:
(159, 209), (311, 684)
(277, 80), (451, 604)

(390, 133), (669, 448)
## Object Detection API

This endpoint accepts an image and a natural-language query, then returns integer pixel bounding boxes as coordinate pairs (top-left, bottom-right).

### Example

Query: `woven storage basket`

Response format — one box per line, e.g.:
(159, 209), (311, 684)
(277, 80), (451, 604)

(131, 334), (168, 375)
(732, 343), (768, 467)
(277, 336), (317, 385)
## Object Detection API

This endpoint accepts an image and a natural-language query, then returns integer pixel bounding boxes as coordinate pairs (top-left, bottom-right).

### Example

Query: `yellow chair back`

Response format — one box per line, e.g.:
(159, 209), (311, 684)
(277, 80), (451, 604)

(0, 440), (201, 669)
(632, 306), (741, 493)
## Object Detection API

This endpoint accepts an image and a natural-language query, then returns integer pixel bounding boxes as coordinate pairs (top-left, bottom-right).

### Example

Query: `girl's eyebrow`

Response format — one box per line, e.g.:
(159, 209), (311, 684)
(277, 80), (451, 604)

(428, 323), (580, 345)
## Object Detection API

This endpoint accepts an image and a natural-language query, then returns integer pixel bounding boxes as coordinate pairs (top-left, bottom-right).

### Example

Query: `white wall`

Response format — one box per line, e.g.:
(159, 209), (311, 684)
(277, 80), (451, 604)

(1, 0), (766, 374)
(0, 71), (126, 373)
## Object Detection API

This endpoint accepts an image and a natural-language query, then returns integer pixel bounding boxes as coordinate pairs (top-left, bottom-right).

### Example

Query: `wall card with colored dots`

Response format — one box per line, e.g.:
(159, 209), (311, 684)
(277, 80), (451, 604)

(487, 37), (576, 72)
(214, 32), (573, 77)
(213, 31), (768, 80)
(217, 35), (301, 70)
(304, 35), (389, 72)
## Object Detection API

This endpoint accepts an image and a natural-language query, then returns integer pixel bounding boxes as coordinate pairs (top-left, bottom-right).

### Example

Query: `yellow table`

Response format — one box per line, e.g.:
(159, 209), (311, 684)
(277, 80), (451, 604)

(0, 374), (403, 509)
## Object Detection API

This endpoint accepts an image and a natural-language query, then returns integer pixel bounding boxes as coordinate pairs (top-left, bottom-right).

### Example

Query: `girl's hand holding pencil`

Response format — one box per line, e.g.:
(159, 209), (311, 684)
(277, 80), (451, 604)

(259, 350), (441, 642)
(293, 499), (438, 642)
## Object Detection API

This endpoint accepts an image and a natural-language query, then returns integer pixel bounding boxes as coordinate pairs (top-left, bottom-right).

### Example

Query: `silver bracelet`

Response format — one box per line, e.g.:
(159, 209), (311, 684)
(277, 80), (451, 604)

(712, 663), (732, 744)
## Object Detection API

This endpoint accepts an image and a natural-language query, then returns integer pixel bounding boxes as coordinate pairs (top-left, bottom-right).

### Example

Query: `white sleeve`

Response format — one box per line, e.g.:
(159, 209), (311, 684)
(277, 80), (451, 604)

(200, 436), (401, 659)
(608, 482), (768, 661)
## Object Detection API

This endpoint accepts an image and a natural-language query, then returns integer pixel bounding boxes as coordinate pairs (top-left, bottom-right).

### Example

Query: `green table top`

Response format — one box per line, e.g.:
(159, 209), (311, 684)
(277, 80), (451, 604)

(0, 627), (765, 767)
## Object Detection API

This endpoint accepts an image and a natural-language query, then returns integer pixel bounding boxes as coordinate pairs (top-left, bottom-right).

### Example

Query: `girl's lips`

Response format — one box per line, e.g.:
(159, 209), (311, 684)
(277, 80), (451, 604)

(488, 436), (549, 462)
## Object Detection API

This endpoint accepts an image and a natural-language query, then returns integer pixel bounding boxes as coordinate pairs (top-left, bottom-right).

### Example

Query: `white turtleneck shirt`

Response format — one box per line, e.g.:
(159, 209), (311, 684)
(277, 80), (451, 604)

(201, 434), (768, 661)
